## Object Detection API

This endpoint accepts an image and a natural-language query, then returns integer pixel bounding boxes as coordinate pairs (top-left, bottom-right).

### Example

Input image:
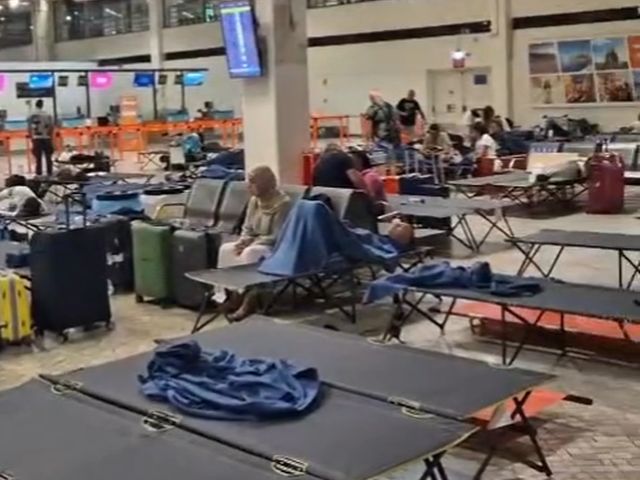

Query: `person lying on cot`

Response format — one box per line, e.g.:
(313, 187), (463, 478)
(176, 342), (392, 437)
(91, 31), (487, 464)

(216, 165), (292, 321)
(0, 175), (46, 218)
(259, 199), (415, 279)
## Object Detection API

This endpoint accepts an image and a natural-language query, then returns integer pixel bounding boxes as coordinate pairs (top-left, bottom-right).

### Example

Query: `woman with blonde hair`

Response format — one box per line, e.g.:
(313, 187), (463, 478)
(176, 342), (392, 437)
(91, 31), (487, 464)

(217, 165), (292, 320)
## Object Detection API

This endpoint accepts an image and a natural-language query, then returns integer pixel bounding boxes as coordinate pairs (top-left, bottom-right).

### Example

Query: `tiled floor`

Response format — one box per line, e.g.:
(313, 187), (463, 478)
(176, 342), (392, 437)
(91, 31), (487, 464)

(0, 151), (639, 479)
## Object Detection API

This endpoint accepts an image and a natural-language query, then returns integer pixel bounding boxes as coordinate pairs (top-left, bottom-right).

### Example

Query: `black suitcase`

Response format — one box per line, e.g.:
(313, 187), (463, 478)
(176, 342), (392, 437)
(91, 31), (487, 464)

(102, 217), (134, 292)
(30, 225), (111, 338)
(399, 180), (451, 231)
(171, 228), (221, 308)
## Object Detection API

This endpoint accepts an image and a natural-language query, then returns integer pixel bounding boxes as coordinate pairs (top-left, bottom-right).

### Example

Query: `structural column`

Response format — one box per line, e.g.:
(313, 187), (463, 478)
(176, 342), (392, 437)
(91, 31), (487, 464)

(491, 0), (513, 118)
(242, 0), (310, 184)
(147, 0), (165, 114)
(32, 0), (55, 61)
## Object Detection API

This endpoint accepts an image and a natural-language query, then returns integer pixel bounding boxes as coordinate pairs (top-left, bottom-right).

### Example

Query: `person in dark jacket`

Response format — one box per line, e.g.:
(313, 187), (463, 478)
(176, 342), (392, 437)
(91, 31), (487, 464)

(312, 144), (367, 190)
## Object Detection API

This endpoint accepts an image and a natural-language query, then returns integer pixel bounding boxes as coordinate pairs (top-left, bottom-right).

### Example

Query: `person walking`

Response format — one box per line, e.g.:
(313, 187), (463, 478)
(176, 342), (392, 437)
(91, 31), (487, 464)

(28, 99), (55, 176)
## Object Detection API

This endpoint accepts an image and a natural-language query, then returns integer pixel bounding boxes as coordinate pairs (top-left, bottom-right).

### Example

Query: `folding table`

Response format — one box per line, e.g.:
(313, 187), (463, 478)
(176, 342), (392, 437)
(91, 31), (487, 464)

(510, 229), (640, 289)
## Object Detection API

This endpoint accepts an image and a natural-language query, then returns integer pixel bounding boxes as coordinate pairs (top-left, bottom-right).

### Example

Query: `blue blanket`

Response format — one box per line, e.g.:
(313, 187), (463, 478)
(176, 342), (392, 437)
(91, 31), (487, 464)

(364, 261), (543, 303)
(259, 200), (401, 277)
(138, 341), (321, 421)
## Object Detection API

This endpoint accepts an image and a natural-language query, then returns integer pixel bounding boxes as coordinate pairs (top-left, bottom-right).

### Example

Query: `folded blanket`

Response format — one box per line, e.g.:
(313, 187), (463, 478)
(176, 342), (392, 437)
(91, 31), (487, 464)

(139, 341), (321, 421)
(259, 199), (401, 277)
(364, 261), (543, 303)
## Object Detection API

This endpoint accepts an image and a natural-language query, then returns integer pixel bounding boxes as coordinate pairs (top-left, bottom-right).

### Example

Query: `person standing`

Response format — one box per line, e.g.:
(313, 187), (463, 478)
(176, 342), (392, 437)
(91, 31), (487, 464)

(28, 99), (55, 176)
(396, 89), (425, 139)
(365, 91), (401, 146)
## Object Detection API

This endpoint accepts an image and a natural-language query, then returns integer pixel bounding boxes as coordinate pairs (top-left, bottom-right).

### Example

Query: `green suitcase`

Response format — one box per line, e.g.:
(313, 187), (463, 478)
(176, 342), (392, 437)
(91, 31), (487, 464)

(132, 221), (173, 302)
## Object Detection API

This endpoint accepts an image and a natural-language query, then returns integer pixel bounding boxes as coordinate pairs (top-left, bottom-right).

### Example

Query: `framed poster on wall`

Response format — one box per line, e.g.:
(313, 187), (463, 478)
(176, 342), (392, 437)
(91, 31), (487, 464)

(528, 35), (640, 106)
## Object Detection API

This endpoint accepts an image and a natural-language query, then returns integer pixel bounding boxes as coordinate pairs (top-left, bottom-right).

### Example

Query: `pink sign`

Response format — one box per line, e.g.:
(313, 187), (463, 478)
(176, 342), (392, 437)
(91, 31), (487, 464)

(0, 74), (6, 92)
(90, 71), (113, 89)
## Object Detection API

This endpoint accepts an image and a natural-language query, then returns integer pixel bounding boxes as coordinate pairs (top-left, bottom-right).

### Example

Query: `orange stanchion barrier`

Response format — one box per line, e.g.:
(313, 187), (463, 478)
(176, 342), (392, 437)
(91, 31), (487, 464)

(302, 151), (320, 185)
(360, 114), (373, 145)
(0, 131), (33, 175)
(382, 176), (400, 195)
(310, 115), (350, 150)
(87, 126), (118, 159)
(118, 125), (146, 155)
(54, 128), (88, 153)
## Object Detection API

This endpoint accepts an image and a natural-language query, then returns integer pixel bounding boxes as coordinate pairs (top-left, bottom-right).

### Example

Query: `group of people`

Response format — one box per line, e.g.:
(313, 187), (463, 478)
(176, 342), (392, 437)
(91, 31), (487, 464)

(217, 164), (414, 320)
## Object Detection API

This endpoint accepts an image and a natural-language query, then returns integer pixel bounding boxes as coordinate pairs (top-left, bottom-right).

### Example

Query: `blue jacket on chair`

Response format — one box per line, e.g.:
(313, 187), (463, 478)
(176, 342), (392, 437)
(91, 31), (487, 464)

(139, 341), (321, 421)
(259, 200), (401, 277)
(364, 261), (543, 303)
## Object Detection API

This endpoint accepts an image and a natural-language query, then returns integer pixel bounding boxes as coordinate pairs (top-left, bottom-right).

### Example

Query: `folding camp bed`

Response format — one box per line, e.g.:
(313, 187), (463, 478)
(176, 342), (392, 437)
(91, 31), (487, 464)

(386, 276), (640, 366)
(138, 149), (170, 170)
(449, 171), (586, 207)
(187, 245), (433, 332)
(45, 356), (475, 480)
(177, 318), (558, 477)
(388, 194), (515, 252)
(1, 380), (316, 480)
(509, 229), (640, 289)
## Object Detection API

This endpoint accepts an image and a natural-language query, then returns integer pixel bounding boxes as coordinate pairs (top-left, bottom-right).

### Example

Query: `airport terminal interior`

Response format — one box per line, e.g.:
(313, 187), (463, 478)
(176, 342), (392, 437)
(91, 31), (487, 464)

(1, 0), (640, 479)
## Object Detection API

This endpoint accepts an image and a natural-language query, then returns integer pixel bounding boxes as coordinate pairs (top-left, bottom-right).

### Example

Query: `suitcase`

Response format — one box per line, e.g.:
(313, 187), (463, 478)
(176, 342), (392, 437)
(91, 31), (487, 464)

(102, 217), (134, 292)
(132, 221), (173, 302)
(587, 150), (625, 214)
(30, 226), (111, 338)
(171, 229), (221, 308)
(0, 272), (32, 344)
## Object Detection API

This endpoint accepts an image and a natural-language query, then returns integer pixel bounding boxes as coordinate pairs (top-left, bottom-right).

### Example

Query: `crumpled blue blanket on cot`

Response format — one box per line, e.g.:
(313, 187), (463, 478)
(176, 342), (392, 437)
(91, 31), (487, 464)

(364, 261), (543, 303)
(139, 341), (321, 421)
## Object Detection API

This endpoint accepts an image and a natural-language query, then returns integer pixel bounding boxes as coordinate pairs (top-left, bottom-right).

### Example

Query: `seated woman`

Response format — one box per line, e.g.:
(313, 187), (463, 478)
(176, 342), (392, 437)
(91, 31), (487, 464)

(217, 165), (292, 319)
(423, 123), (453, 156)
(259, 199), (414, 278)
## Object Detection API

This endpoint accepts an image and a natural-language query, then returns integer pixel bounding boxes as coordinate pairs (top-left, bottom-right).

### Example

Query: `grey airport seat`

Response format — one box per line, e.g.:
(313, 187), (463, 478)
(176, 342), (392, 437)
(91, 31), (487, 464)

(281, 184), (310, 204)
(215, 180), (251, 234)
(309, 186), (378, 232)
(155, 178), (226, 227)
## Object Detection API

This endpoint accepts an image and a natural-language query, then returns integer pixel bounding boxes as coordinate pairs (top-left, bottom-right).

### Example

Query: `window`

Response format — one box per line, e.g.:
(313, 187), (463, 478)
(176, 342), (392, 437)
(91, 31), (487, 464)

(307, 0), (381, 8)
(164, 0), (220, 28)
(55, 0), (149, 42)
(0, 0), (32, 49)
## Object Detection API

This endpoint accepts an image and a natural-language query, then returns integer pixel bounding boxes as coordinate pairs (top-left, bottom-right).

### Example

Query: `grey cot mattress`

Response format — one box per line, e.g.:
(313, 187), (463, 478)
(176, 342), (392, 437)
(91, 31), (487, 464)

(188, 319), (553, 419)
(55, 351), (474, 480)
(0, 380), (314, 480)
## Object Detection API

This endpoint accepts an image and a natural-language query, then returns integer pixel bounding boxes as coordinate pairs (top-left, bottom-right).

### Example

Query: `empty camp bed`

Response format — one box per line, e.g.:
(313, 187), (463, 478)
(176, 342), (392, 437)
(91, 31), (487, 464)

(385, 275), (640, 365)
(0, 380), (316, 480)
(387, 194), (514, 252)
(509, 229), (640, 289)
(449, 171), (586, 207)
(178, 319), (559, 477)
(45, 355), (474, 480)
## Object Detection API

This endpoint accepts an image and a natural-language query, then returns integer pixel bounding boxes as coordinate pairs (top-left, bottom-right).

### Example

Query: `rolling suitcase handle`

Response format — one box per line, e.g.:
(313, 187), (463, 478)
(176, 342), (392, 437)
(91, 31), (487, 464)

(62, 192), (88, 229)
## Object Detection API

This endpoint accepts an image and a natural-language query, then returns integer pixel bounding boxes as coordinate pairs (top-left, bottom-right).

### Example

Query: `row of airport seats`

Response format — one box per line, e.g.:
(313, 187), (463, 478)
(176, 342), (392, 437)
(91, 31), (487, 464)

(155, 178), (379, 234)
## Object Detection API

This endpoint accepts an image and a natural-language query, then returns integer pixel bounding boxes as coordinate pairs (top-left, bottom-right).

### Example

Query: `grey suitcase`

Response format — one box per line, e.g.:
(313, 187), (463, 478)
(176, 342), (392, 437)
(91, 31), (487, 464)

(171, 229), (221, 308)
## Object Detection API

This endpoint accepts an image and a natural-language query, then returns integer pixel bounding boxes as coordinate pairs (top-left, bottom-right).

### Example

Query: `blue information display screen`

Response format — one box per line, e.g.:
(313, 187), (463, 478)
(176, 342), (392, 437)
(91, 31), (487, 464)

(220, 0), (263, 78)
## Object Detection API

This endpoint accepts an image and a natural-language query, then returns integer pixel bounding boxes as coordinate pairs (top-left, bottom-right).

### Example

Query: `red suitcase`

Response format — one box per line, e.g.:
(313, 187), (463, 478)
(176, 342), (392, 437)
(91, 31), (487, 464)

(587, 150), (625, 214)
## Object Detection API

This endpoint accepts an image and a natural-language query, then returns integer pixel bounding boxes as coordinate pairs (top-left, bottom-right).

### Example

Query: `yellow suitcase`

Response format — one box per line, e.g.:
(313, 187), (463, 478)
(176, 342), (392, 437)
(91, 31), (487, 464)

(0, 272), (32, 344)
